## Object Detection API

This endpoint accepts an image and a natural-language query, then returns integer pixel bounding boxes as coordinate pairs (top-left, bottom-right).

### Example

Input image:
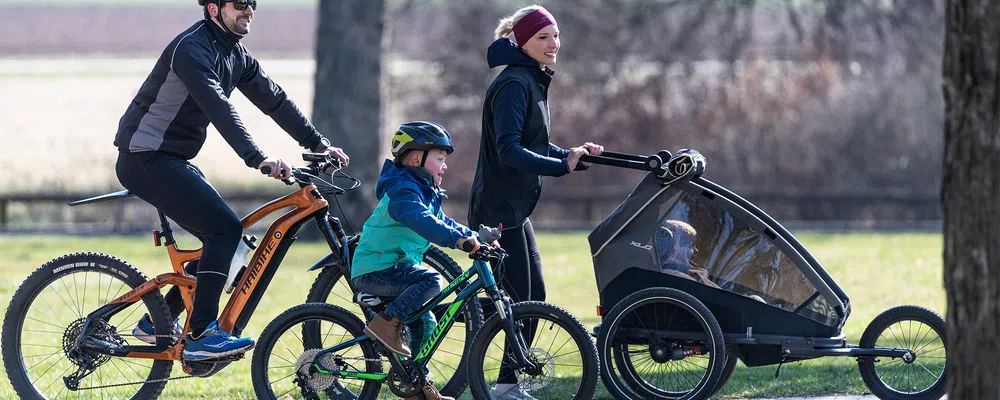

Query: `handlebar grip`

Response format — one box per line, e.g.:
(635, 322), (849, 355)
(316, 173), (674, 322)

(260, 165), (295, 185)
(461, 240), (477, 252)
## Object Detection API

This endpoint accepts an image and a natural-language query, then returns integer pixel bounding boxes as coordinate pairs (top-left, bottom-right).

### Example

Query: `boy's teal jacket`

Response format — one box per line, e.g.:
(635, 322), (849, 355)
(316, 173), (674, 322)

(352, 159), (475, 277)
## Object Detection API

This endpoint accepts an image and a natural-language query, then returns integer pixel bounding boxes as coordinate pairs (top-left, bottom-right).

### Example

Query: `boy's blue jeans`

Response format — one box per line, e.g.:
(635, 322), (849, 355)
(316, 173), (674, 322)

(352, 263), (442, 357)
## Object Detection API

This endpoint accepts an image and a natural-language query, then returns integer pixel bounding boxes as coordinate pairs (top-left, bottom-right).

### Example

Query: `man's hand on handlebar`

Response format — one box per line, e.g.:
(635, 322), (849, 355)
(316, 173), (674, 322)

(313, 145), (350, 169)
(258, 157), (292, 180)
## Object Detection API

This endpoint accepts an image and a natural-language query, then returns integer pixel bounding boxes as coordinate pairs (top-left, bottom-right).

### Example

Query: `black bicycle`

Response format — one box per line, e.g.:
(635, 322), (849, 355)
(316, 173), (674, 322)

(250, 227), (600, 400)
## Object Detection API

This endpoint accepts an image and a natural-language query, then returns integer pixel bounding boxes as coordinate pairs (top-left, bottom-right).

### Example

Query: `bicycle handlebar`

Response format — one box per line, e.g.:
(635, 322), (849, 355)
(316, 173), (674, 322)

(260, 153), (353, 192)
(463, 224), (506, 260)
(579, 149), (671, 172)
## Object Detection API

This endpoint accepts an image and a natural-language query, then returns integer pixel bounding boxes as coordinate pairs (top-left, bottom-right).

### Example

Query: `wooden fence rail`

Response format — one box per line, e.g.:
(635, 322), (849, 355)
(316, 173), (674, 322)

(0, 187), (941, 233)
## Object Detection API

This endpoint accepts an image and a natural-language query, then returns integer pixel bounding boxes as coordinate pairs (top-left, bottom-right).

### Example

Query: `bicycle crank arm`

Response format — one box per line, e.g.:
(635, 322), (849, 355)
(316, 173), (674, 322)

(78, 339), (173, 357)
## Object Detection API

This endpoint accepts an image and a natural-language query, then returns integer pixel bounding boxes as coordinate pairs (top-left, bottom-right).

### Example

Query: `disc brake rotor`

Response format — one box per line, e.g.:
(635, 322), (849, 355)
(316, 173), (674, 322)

(517, 347), (555, 391)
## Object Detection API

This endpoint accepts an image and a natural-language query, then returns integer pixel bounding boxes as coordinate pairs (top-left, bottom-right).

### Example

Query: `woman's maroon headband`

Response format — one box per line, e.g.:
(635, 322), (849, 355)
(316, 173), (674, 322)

(513, 8), (557, 48)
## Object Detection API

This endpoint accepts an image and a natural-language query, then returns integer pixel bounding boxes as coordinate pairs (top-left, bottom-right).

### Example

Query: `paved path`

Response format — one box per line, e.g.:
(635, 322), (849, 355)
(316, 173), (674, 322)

(750, 396), (876, 400)
(753, 396), (945, 400)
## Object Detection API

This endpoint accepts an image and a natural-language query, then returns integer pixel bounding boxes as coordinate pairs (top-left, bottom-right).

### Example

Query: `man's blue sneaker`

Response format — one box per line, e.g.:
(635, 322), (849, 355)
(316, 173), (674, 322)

(182, 320), (255, 361)
(132, 313), (183, 344)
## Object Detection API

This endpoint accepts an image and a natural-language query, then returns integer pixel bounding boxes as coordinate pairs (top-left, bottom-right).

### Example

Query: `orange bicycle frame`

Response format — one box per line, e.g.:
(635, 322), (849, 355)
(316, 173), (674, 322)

(104, 184), (329, 361)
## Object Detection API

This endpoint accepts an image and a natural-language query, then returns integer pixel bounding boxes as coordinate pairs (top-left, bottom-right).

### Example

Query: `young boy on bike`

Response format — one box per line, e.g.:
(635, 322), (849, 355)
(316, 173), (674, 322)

(351, 121), (482, 400)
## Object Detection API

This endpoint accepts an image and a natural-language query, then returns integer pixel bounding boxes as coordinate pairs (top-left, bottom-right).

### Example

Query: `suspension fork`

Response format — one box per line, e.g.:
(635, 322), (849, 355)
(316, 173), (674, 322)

(487, 287), (535, 370)
(314, 212), (349, 267)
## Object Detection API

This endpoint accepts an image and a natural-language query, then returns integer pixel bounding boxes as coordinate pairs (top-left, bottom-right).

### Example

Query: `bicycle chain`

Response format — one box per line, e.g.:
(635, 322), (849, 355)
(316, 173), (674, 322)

(71, 358), (229, 391)
(330, 355), (387, 364)
(71, 337), (387, 391)
(70, 332), (211, 391)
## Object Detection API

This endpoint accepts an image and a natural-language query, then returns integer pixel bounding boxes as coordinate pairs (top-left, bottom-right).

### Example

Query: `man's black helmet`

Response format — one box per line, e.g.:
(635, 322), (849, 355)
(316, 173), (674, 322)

(391, 121), (455, 159)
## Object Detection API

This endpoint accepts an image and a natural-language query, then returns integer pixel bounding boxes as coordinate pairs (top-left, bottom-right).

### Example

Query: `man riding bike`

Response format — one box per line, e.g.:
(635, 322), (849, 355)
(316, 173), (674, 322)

(113, 0), (349, 361)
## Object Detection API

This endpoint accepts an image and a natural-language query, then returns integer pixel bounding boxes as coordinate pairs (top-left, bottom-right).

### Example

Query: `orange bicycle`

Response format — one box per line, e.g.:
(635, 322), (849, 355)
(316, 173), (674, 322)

(1, 153), (481, 399)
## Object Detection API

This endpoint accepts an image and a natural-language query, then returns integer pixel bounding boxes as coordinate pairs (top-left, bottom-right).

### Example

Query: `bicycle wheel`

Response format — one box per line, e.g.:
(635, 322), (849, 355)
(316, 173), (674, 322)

(466, 301), (599, 400)
(615, 346), (736, 397)
(307, 246), (482, 396)
(599, 287), (726, 400)
(252, 303), (384, 400)
(713, 351), (739, 395)
(857, 305), (947, 400)
(2, 252), (174, 400)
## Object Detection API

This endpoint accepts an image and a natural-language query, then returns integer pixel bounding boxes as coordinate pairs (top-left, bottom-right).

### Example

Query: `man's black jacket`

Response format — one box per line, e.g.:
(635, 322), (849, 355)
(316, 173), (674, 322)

(115, 20), (323, 167)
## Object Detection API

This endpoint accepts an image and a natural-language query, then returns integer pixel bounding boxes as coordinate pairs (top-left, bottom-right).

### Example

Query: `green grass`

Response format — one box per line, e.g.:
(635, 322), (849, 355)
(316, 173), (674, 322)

(0, 231), (945, 398)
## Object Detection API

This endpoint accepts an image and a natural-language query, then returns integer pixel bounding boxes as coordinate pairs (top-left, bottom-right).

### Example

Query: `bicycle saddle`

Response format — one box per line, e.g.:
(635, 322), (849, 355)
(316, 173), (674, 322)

(355, 292), (395, 307)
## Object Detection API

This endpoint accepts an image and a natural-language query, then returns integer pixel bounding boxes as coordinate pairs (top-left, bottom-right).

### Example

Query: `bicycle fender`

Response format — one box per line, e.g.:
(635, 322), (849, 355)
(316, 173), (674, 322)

(307, 252), (340, 271)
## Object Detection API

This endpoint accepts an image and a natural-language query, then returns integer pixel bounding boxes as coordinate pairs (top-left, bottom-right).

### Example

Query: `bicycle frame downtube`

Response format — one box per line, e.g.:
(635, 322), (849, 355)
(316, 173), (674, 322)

(411, 282), (482, 361)
(316, 261), (488, 368)
(403, 261), (489, 327)
(408, 260), (501, 367)
(222, 186), (329, 335)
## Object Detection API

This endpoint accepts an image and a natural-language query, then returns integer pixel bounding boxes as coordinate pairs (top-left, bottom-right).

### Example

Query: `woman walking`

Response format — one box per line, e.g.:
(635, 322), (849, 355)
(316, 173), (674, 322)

(468, 5), (604, 399)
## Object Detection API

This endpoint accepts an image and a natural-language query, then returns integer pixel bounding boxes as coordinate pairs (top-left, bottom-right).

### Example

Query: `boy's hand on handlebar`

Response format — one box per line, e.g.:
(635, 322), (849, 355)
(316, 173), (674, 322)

(258, 157), (292, 180)
(567, 147), (590, 172)
(458, 236), (482, 253)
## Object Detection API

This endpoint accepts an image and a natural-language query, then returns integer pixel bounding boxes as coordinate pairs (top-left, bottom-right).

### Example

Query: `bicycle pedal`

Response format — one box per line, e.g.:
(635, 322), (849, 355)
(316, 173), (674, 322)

(371, 342), (393, 357)
(182, 358), (237, 378)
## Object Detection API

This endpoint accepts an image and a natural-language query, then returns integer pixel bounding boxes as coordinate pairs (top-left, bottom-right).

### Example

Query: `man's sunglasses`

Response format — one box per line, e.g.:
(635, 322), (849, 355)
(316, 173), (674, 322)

(227, 0), (257, 11)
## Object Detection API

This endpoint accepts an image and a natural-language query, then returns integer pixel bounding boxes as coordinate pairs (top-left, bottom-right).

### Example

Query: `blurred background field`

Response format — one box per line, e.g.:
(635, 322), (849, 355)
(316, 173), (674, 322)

(0, 0), (945, 232)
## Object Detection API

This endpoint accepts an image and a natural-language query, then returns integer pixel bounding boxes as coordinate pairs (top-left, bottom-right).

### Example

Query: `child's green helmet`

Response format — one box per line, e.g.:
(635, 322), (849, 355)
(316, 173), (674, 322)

(391, 121), (455, 158)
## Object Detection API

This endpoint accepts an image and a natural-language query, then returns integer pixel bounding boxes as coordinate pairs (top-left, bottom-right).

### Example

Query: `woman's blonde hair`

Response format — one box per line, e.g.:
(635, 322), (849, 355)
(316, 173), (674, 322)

(494, 5), (545, 45)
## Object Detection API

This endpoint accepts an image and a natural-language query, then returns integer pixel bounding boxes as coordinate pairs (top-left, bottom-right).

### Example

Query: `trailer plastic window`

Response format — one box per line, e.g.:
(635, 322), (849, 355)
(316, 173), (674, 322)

(653, 192), (818, 313)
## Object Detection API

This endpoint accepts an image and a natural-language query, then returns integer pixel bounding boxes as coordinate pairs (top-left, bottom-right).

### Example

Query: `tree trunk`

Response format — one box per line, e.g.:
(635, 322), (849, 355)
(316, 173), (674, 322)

(942, 0), (1000, 397)
(312, 0), (387, 230)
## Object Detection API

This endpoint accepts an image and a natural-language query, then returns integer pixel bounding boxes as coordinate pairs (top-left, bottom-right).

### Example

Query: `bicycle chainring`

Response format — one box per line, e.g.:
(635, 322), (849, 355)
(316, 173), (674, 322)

(386, 361), (424, 398)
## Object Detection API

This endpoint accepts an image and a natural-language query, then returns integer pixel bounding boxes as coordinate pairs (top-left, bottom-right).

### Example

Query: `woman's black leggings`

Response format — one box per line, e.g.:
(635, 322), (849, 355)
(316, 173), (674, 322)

(116, 151), (243, 337)
(495, 218), (546, 384)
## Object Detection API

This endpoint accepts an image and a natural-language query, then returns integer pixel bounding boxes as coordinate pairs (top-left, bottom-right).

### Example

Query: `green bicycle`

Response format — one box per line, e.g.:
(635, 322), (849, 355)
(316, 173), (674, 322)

(250, 227), (599, 399)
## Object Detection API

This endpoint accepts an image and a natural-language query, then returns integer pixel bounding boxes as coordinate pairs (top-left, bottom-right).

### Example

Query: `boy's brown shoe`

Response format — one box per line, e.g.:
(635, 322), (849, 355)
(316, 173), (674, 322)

(364, 316), (411, 357)
(405, 380), (454, 400)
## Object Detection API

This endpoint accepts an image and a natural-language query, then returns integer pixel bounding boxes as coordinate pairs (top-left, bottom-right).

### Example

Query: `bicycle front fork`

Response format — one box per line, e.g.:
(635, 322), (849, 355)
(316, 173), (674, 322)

(487, 287), (537, 372)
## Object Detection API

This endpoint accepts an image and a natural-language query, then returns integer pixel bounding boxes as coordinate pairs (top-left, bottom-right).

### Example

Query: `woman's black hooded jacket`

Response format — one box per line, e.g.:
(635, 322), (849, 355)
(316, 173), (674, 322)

(468, 38), (584, 230)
